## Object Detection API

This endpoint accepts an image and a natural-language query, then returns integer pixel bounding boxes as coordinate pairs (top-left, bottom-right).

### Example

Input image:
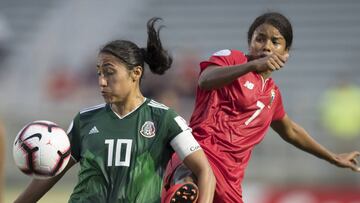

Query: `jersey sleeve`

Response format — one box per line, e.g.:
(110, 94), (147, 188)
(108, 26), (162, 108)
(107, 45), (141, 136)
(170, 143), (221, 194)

(166, 110), (201, 160)
(66, 113), (81, 162)
(165, 109), (190, 139)
(272, 89), (286, 121)
(199, 49), (248, 72)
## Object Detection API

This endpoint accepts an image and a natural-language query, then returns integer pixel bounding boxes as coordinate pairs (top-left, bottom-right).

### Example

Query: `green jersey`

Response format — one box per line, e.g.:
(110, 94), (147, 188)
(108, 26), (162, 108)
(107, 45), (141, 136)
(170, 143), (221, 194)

(67, 99), (189, 203)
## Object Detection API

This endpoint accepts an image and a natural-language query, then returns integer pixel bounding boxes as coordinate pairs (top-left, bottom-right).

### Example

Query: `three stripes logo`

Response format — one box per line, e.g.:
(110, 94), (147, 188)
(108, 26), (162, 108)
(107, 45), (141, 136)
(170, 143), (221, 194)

(148, 100), (169, 110)
(89, 126), (99, 135)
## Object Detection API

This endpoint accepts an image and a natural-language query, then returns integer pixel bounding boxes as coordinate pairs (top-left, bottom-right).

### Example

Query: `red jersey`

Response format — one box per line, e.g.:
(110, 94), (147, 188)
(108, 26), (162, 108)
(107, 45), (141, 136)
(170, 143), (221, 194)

(189, 49), (286, 202)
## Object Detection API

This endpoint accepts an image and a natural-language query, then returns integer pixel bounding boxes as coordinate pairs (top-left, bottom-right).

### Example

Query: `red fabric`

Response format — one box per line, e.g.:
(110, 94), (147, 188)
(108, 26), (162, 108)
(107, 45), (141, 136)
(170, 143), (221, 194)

(189, 49), (286, 202)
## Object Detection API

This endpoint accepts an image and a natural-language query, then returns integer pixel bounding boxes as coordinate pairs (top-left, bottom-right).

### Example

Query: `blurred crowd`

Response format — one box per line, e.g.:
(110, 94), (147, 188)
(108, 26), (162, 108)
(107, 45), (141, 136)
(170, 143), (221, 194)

(44, 48), (201, 120)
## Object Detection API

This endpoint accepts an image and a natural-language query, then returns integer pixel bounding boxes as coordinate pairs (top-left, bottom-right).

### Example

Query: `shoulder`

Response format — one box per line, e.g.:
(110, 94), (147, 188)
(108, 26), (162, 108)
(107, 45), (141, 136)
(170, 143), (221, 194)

(146, 99), (179, 119)
(211, 49), (247, 60)
(266, 79), (282, 95)
(146, 100), (189, 134)
(211, 49), (245, 57)
(79, 103), (107, 118)
(147, 99), (169, 111)
(201, 49), (248, 69)
(271, 80), (281, 93)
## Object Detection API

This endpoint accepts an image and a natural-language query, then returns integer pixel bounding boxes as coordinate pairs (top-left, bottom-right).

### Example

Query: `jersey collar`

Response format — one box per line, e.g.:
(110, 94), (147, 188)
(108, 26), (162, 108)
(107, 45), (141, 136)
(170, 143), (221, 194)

(109, 98), (148, 120)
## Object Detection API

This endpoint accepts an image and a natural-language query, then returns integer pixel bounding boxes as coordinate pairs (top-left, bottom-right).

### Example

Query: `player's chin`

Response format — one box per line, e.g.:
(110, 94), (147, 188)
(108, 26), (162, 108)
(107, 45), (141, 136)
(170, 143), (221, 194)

(102, 96), (112, 103)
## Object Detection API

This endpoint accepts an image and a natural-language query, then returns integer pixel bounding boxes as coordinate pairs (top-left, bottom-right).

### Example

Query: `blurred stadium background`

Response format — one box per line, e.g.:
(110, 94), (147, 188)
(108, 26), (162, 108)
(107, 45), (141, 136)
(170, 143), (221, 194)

(1, 0), (360, 202)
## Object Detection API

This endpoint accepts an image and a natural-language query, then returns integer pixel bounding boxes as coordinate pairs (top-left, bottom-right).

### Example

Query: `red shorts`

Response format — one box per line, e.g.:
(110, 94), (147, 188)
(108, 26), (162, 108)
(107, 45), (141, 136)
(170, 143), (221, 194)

(162, 153), (244, 203)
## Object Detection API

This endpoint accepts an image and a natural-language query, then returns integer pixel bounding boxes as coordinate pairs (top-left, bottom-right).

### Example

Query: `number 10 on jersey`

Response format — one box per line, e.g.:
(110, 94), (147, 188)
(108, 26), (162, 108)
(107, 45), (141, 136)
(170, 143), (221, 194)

(105, 139), (133, 167)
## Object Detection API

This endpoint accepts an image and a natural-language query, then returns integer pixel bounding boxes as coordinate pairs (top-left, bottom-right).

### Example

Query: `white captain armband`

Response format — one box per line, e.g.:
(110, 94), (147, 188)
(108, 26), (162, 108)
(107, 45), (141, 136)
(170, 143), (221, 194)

(170, 129), (201, 160)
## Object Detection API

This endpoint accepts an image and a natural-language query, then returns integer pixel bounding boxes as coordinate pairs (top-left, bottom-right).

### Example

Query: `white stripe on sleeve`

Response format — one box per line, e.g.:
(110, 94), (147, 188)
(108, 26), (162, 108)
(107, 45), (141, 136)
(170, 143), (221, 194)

(170, 129), (201, 160)
(174, 116), (190, 131)
(67, 120), (74, 134)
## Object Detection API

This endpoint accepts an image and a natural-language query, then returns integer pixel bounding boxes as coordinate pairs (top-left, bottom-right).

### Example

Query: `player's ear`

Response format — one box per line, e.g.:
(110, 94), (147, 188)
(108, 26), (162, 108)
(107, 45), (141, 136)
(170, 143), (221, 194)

(283, 48), (289, 59)
(131, 66), (143, 82)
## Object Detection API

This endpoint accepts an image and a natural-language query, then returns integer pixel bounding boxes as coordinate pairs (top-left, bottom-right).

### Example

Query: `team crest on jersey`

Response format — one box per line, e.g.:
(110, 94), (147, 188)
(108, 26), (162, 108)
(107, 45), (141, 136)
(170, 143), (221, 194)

(140, 121), (156, 138)
(268, 89), (276, 108)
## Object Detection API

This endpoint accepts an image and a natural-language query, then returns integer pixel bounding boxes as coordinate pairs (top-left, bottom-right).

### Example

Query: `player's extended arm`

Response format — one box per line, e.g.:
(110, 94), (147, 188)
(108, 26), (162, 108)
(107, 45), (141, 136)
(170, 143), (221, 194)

(271, 114), (360, 172)
(183, 150), (216, 203)
(199, 53), (288, 90)
(14, 158), (77, 203)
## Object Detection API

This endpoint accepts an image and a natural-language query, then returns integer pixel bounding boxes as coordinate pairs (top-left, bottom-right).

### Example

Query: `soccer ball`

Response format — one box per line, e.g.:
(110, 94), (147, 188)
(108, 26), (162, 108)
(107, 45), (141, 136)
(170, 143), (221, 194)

(13, 120), (71, 179)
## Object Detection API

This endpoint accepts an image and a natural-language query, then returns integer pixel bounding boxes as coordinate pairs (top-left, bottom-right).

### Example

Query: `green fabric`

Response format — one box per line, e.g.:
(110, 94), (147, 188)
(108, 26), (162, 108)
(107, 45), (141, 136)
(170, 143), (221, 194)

(67, 99), (183, 203)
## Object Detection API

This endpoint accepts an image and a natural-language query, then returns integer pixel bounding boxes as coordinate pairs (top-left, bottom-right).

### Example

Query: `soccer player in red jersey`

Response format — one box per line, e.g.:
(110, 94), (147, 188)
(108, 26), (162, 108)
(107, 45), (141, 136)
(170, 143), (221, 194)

(162, 12), (360, 203)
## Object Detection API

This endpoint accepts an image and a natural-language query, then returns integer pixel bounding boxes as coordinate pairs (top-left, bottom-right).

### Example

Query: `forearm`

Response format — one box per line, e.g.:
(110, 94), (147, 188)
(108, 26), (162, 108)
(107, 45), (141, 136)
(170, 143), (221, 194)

(273, 115), (359, 171)
(199, 62), (256, 90)
(183, 150), (216, 203)
(14, 176), (61, 203)
(196, 167), (216, 203)
(14, 158), (76, 203)
(284, 123), (335, 164)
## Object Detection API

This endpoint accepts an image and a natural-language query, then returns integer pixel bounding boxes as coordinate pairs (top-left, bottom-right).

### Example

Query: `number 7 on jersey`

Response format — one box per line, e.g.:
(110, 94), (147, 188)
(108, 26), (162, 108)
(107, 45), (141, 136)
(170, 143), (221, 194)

(245, 101), (265, 126)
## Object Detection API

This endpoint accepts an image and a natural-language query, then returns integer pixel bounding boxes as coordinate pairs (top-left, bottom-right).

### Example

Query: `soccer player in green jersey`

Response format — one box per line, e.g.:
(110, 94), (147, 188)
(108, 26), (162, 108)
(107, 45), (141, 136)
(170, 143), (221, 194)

(14, 17), (216, 203)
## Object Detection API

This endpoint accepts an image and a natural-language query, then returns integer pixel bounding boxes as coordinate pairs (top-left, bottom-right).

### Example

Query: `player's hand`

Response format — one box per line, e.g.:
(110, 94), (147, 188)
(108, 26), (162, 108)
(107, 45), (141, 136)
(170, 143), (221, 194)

(332, 151), (360, 172)
(252, 53), (289, 73)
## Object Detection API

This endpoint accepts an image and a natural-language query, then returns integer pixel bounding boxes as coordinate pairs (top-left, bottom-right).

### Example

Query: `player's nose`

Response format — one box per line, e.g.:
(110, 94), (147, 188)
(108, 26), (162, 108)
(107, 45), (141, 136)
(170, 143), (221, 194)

(262, 40), (272, 53)
(98, 75), (107, 87)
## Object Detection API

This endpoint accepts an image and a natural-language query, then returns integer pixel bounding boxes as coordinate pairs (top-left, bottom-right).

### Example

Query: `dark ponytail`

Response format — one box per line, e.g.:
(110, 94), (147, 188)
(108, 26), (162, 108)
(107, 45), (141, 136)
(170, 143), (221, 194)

(99, 17), (172, 80)
(141, 17), (172, 75)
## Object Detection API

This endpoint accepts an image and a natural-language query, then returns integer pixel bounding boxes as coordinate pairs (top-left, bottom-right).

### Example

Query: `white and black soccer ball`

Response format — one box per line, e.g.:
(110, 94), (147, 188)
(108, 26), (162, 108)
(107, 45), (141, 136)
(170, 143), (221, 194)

(13, 120), (71, 179)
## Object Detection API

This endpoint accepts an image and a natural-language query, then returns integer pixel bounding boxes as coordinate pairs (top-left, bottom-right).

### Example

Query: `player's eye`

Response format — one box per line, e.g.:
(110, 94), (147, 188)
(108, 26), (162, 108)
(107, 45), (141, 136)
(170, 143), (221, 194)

(255, 36), (265, 43)
(272, 39), (279, 44)
(103, 69), (114, 76)
(272, 41), (280, 47)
